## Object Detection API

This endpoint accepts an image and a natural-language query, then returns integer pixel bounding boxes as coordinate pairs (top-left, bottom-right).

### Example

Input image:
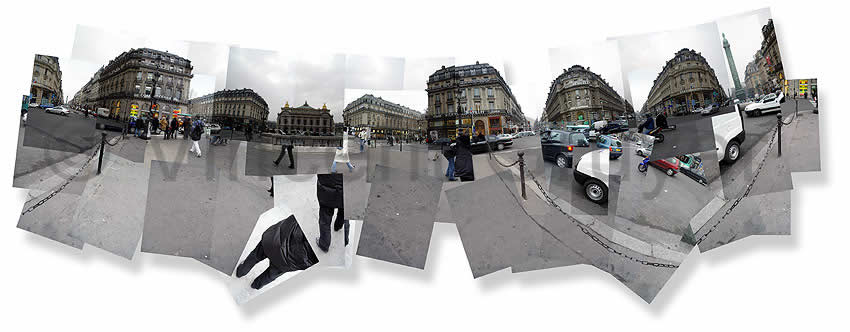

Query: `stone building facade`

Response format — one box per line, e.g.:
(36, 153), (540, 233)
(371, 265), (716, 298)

(542, 65), (630, 126)
(643, 48), (726, 116)
(30, 54), (63, 106)
(425, 62), (525, 138)
(73, 48), (193, 120)
(276, 101), (334, 135)
(760, 19), (783, 94)
(188, 88), (269, 130)
(343, 94), (424, 139)
(744, 52), (770, 98)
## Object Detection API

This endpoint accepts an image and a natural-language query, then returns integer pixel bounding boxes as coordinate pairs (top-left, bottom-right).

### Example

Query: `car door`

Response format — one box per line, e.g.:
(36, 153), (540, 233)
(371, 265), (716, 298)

(540, 131), (553, 159)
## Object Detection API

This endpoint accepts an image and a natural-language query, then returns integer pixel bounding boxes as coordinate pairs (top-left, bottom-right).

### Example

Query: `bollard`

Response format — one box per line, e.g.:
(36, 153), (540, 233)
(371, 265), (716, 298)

(776, 113), (782, 157)
(97, 132), (107, 175)
(518, 151), (526, 200)
(400, 139), (403, 152)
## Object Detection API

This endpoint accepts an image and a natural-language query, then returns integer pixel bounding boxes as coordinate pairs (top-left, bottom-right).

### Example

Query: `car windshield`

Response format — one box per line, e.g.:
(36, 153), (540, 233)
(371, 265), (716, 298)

(571, 134), (589, 146)
(613, 140), (622, 147)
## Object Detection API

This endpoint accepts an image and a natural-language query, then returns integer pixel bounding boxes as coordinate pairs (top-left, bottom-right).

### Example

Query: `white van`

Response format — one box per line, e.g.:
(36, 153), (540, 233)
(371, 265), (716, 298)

(573, 149), (610, 204)
(711, 104), (746, 163)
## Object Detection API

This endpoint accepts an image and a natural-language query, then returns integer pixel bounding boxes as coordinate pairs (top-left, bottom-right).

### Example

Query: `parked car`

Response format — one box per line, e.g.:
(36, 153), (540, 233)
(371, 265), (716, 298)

(96, 107), (110, 118)
(541, 129), (590, 168)
(701, 103), (720, 116)
(649, 157), (679, 176)
(45, 106), (70, 116)
(207, 123), (222, 133)
(744, 93), (782, 117)
(430, 137), (452, 146)
(677, 154), (708, 185)
(28, 102), (40, 108)
(517, 130), (536, 137)
(470, 134), (512, 153)
(595, 135), (623, 159)
(498, 133), (515, 141)
(573, 149), (610, 204)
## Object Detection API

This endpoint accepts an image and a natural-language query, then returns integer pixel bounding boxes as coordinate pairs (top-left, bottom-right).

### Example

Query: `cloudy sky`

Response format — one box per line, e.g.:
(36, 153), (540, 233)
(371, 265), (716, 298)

(614, 22), (732, 110)
(715, 8), (773, 88)
(66, 25), (225, 100)
(225, 47), (296, 121)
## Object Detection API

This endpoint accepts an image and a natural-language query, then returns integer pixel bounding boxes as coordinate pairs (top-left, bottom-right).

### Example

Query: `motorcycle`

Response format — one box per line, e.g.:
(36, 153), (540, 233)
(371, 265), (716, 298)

(638, 156), (650, 174)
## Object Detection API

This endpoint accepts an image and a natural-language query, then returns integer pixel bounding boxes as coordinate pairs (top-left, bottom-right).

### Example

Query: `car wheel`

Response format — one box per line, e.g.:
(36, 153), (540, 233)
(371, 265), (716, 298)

(755, 109), (761, 117)
(724, 140), (741, 163)
(584, 179), (608, 204)
(666, 168), (675, 176)
(556, 154), (568, 168)
(655, 133), (664, 143)
(497, 143), (505, 151)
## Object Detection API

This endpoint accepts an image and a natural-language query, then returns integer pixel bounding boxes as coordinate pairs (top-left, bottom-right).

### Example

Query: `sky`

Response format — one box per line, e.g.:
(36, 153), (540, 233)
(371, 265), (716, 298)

(614, 21), (732, 111)
(715, 8), (774, 88)
(65, 25), (225, 101)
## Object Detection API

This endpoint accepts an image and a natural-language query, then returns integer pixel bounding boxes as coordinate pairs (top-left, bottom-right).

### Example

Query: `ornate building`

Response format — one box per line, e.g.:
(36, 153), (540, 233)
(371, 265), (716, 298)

(73, 48), (193, 120)
(343, 94), (424, 139)
(542, 65), (629, 126)
(188, 88), (269, 130)
(276, 101), (334, 135)
(425, 62), (524, 138)
(760, 19), (783, 93)
(744, 52), (769, 98)
(30, 55), (63, 106)
(643, 48), (726, 116)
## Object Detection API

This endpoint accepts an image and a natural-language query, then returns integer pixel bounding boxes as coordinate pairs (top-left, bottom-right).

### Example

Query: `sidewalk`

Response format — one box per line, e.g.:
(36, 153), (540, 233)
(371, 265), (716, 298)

(492, 153), (688, 264)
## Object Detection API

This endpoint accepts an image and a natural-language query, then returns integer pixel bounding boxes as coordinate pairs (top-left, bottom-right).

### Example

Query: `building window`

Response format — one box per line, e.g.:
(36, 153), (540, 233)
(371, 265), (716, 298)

(135, 85), (141, 95)
(487, 88), (494, 97)
(147, 73), (153, 81)
(145, 86), (152, 96)
(488, 101), (494, 110)
(137, 72), (142, 80)
(474, 88), (480, 97)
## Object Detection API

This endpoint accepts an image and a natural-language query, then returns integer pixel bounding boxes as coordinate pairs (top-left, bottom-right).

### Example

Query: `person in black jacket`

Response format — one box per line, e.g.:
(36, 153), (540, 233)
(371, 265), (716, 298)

(316, 173), (348, 252)
(453, 129), (475, 181)
(235, 215), (319, 290)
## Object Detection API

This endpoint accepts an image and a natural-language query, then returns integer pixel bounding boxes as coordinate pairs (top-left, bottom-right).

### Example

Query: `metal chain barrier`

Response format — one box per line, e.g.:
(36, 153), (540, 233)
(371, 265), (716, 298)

(21, 134), (124, 216)
(694, 124), (780, 245)
(524, 169), (680, 268)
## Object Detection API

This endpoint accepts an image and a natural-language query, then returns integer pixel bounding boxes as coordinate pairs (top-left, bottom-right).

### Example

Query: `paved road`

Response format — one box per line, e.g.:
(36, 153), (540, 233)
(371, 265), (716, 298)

(23, 107), (96, 153)
(648, 112), (716, 161)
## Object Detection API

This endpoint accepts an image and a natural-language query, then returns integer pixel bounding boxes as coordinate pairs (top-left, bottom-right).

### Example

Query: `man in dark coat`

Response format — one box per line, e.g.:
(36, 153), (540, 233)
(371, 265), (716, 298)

(453, 129), (475, 181)
(235, 215), (319, 290)
(170, 117), (178, 139)
(316, 173), (348, 252)
(183, 118), (191, 140)
(273, 135), (295, 169)
(655, 113), (668, 130)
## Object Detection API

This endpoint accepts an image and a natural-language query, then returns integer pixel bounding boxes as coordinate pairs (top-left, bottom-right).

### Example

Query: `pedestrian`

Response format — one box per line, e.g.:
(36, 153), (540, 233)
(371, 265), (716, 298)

(183, 117), (191, 140)
(129, 116), (137, 136)
(189, 116), (204, 158)
(159, 117), (168, 138)
(170, 117), (178, 140)
(442, 137), (457, 181)
(453, 129), (475, 181)
(331, 131), (355, 173)
(234, 215), (319, 290)
(268, 177), (274, 197)
(316, 174), (348, 252)
(245, 124), (253, 142)
(273, 135), (295, 169)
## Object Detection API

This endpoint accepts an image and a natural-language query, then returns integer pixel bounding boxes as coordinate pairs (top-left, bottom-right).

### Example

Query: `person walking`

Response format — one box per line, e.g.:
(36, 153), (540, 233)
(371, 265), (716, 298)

(159, 117), (168, 138)
(245, 124), (253, 142)
(183, 117), (191, 140)
(189, 116), (204, 158)
(316, 174), (348, 252)
(273, 135), (295, 169)
(170, 117), (178, 140)
(442, 137), (457, 181)
(358, 129), (365, 152)
(234, 215), (318, 290)
(331, 132), (355, 173)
